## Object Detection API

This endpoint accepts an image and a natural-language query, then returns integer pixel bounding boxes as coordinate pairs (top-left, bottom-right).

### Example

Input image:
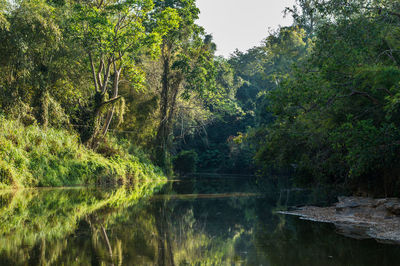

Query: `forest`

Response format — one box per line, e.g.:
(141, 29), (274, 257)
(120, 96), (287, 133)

(1, 0), (400, 196)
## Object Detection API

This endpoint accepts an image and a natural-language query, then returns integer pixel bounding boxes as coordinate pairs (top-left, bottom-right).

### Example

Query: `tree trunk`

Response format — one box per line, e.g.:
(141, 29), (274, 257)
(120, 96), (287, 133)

(155, 47), (171, 168)
(154, 45), (185, 171)
(85, 54), (121, 149)
(101, 64), (120, 137)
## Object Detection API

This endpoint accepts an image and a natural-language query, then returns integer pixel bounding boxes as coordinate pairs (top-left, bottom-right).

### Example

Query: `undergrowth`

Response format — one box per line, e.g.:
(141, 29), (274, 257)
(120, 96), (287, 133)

(0, 117), (165, 187)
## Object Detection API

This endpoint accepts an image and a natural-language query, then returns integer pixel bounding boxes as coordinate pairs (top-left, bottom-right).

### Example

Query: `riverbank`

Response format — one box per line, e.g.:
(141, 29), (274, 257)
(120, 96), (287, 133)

(0, 117), (165, 188)
(280, 196), (400, 244)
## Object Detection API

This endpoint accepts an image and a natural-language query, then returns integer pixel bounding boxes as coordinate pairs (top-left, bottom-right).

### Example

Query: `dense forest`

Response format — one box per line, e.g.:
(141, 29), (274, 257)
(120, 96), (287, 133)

(1, 0), (400, 195)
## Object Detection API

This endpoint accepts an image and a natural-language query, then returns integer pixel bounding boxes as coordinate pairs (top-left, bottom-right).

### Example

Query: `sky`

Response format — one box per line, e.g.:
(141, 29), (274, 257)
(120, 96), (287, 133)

(196, 0), (296, 57)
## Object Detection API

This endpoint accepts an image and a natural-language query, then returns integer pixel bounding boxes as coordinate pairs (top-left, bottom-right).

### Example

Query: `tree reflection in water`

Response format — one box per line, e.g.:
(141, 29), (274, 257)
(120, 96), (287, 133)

(0, 178), (400, 265)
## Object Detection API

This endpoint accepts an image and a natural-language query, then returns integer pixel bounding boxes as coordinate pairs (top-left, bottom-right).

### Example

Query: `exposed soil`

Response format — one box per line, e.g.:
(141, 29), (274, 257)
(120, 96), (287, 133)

(279, 196), (400, 244)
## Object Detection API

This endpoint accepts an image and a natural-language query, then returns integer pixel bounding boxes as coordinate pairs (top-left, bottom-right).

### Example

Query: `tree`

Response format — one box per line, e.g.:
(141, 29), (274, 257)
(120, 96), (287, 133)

(151, 0), (216, 171)
(252, 0), (400, 195)
(0, 0), (72, 128)
(284, 0), (323, 34)
(70, 0), (179, 147)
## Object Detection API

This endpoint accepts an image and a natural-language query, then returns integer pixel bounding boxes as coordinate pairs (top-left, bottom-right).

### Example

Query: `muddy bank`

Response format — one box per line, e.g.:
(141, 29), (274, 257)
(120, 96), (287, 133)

(279, 196), (400, 244)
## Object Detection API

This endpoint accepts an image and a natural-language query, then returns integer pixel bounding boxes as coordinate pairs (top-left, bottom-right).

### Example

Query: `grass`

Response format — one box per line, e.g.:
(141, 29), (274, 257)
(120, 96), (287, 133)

(0, 116), (165, 188)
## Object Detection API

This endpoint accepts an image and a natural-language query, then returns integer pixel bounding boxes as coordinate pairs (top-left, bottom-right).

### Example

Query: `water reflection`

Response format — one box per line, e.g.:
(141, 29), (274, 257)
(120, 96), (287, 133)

(0, 178), (399, 265)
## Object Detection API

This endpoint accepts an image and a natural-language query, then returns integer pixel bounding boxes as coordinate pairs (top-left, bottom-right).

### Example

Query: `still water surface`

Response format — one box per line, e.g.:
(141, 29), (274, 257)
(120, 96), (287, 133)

(0, 177), (399, 265)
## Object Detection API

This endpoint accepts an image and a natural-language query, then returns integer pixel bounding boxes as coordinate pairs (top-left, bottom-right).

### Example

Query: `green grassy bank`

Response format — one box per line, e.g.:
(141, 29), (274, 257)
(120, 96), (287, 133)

(0, 117), (165, 188)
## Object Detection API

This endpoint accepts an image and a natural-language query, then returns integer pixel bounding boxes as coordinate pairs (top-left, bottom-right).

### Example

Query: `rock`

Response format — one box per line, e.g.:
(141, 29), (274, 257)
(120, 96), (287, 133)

(384, 201), (400, 216)
(335, 197), (361, 211)
(373, 199), (388, 207)
(280, 196), (400, 244)
(335, 197), (375, 212)
(336, 202), (360, 211)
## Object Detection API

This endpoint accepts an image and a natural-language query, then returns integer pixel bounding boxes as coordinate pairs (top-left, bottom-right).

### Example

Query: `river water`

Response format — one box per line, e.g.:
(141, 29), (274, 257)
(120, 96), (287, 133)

(0, 177), (399, 265)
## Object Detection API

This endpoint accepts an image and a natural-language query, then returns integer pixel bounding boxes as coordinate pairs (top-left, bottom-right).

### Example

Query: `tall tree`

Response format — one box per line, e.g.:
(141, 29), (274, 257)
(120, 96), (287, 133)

(152, 0), (216, 170)
(70, 0), (179, 147)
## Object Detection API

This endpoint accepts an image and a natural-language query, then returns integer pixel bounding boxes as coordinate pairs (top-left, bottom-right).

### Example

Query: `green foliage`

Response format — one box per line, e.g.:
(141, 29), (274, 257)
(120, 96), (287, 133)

(0, 0), (8, 30)
(173, 55), (253, 174)
(251, 0), (400, 195)
(173, 150), (198, 175)
(0, 0), (244, 178)
(0, 117), (165, 188)
(68, 0), (180, 146)
(152, 0), (220, 171)
(184, 26), (312, 175)
(0, 0), (89, 130)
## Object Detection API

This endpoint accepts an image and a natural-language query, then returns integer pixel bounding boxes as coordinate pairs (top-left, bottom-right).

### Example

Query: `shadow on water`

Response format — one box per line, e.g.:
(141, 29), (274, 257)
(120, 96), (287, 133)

(0, 176), (399, 265)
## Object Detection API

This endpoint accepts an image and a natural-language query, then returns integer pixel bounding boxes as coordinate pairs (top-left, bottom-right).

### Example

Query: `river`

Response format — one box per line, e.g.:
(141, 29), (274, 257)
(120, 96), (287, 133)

(0, 177), (399, 265)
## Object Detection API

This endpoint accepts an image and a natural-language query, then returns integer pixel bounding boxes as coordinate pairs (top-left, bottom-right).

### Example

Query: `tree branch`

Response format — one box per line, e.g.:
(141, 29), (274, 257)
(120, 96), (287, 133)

(102, 96), (121, 106)
(101, 57), (113, 95)
(349, 90), (380, 104)
(97, 58), (104, 90)
(88, 52), (99, 92)
(377, 87), (393, 96)
(112, 60), (122, 98)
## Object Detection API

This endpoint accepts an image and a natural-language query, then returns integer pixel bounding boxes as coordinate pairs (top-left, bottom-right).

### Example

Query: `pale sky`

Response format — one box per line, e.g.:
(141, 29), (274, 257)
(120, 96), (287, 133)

(196, 0), (296, 57)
